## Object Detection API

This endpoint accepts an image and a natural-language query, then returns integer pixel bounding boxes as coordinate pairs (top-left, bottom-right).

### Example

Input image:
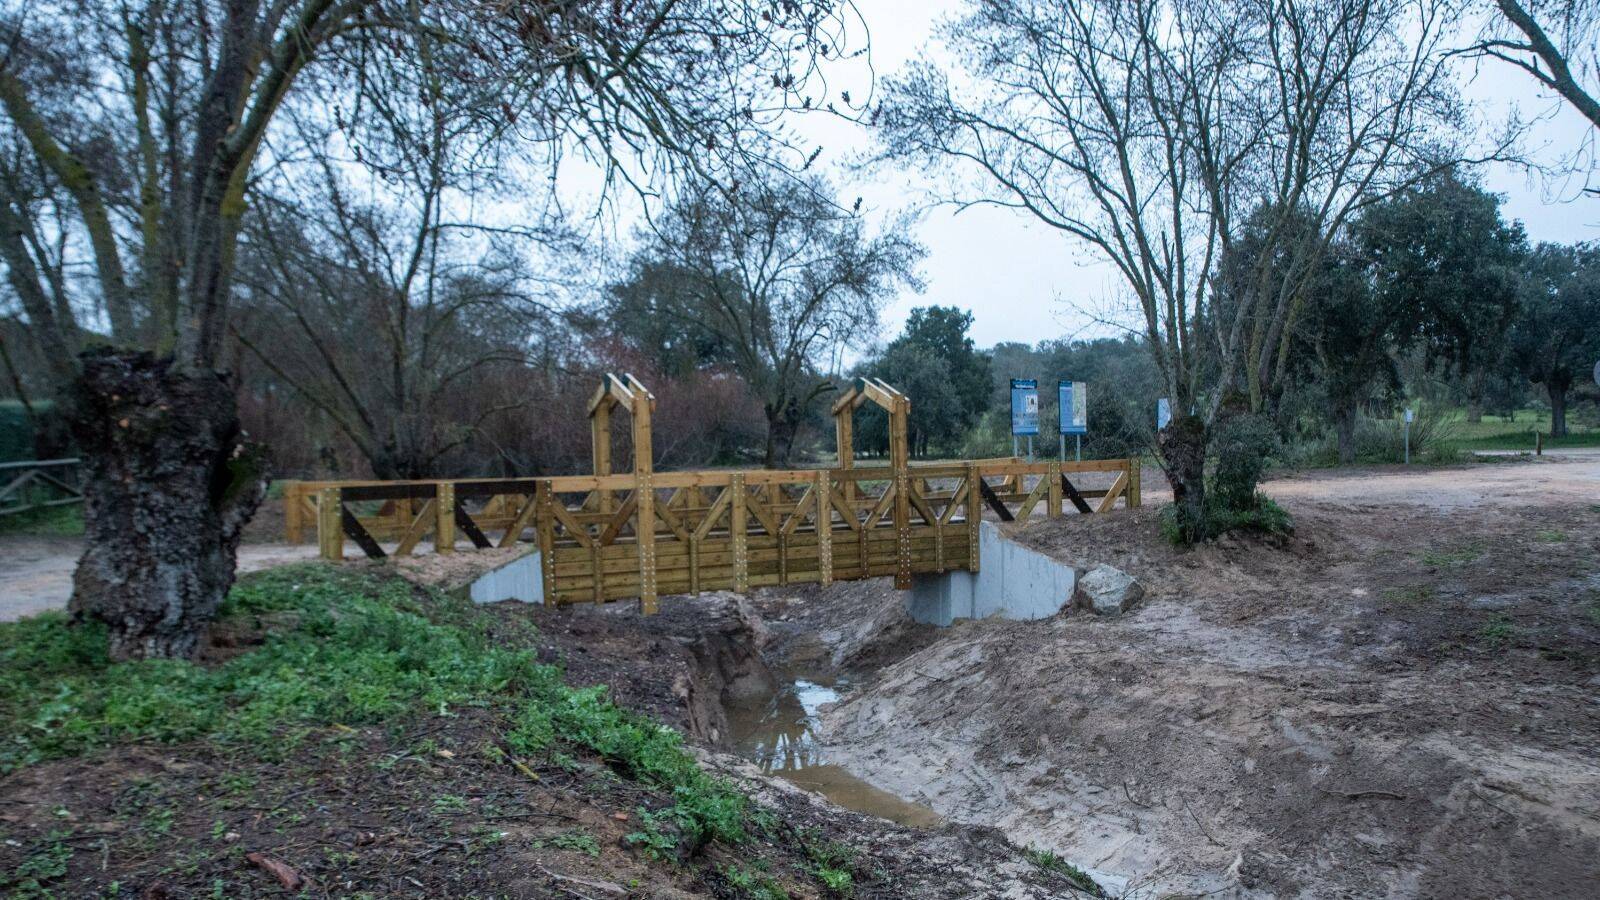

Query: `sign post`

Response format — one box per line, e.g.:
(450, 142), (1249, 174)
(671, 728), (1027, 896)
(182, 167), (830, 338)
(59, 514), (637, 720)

(1059, 380), (1087, 461)
(1011, 379), (1039, 461)
(1403, 408), (1414, 464)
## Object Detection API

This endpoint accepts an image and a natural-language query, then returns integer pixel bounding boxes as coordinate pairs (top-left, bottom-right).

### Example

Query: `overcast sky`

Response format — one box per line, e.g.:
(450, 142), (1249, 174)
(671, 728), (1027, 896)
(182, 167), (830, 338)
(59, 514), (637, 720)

(800, 0), (1600, 352)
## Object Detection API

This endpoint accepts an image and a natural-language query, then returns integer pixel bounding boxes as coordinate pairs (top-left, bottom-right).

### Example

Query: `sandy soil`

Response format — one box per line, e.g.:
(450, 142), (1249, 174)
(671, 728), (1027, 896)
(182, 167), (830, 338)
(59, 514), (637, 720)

(752, 455), (1600, 898)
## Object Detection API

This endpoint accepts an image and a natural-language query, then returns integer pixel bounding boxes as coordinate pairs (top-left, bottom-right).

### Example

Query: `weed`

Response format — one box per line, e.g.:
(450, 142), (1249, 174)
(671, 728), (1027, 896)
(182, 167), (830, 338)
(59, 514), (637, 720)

(144, 806), (175, 835)
(538, 830), (601, 857)
(3, 829), (74, 898)
(1024, 847), (1104, 895)
(1478, 616), (1516, 648)
(432, 794), (469, 815)
(1382, 584), (1437, 604)
(722, 862), (790, 899)
(1535, 529), (1568, 543)
(801, 832), (858, 897)
(1420, 544), (1482, 567)
(624, 808), (680, 861)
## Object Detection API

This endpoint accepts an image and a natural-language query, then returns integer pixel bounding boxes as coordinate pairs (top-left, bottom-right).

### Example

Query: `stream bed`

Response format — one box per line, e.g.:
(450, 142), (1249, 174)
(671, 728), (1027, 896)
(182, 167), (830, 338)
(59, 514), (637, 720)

(725, 677), (942, 829)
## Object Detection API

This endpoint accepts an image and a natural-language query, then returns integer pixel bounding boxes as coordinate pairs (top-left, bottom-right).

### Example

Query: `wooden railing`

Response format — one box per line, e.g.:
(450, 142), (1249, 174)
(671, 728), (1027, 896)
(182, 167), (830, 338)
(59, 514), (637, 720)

(0, 458), (84, 517)
(285, 456), (1139, 610)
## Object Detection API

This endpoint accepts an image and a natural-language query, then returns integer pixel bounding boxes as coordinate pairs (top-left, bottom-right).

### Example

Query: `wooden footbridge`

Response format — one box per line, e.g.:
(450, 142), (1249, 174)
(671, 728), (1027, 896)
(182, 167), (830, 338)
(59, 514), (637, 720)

(284, 376), (1140, 613)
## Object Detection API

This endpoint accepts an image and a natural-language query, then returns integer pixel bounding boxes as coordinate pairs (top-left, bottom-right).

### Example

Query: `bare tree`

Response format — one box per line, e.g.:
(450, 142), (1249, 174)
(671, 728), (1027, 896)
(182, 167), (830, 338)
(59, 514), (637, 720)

(1471, 0), (1600, 131)
(608, 177), (923, 466)
(877, 0), (1484, 535)
(0, 0), (868, 658)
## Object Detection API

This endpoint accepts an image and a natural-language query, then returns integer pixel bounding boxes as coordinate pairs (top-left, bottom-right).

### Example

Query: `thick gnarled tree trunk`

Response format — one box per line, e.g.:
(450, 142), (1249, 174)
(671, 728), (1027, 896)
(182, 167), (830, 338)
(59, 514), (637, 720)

(1158, 414), (1208, 541)
(67, 349), (268, 660)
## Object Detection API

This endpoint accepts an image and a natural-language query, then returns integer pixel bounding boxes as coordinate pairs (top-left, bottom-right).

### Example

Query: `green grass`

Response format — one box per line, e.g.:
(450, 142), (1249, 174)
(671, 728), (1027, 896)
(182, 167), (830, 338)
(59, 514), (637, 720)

(0, 565), (758, 861)
(0, 502), (84, 536)
(1477, 616), (1517, 648)
(1535, 529), (1568, 543)
(1382, 584), (1437, 604)
(1440, 407), (1600, 450)
(1023, 847), (1103, 895)
(1419, 543), (1483, 567)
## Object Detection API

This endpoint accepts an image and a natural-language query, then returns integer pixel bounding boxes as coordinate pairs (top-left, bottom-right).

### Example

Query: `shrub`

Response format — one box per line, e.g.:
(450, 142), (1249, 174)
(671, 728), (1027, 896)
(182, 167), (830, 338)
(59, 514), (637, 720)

(1210, 414), (1278, 511)
(1290, 407), (1461, 466)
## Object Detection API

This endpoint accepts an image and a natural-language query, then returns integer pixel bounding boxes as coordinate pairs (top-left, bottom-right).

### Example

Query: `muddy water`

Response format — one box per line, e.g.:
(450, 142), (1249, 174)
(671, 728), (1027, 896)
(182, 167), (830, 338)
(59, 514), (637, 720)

(726, 678), (942, 829)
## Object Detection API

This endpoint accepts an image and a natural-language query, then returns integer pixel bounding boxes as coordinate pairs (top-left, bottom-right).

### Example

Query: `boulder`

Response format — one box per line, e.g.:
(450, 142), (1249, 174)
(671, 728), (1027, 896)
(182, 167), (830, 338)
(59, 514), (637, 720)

(1074, 564), (1145, 615)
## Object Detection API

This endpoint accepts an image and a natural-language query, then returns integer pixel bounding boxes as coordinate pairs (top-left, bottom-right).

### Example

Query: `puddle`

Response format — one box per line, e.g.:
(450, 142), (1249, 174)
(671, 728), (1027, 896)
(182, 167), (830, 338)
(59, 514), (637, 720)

(727, 678), (942, 829)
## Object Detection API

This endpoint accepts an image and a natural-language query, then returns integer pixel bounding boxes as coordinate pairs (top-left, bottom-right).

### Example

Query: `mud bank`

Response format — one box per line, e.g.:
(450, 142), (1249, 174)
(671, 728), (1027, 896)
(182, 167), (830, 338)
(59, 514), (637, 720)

(516, 589), (1110, 897)
(755, 499), (1600, 899)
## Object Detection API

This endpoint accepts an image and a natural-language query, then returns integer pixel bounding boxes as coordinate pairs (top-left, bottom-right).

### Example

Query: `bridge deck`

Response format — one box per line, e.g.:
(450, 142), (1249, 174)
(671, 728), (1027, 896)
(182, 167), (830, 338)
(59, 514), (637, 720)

(286, 457), (1140, 610)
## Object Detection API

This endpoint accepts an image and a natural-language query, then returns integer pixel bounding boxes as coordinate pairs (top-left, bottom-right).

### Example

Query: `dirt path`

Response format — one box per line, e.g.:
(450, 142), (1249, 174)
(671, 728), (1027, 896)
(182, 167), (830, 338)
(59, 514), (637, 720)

(754, 455), (1600, 898)
(0, 537), (318, 622)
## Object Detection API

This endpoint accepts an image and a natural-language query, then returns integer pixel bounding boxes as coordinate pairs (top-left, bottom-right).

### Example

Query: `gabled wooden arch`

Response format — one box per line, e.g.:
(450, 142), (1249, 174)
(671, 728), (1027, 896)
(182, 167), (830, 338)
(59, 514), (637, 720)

(831, 376), (909, 476)
(588, 373), (659, 612)
(831, 377), (913, 588)
(588, 373), (655, 490)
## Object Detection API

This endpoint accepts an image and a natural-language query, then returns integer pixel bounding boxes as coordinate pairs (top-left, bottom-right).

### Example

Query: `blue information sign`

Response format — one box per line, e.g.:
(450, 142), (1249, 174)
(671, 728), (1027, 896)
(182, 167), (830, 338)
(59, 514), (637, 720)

(1157, 397), (1172, 430)
(1010, 379), (1040, 435)
(1059, 381), (1087, 435)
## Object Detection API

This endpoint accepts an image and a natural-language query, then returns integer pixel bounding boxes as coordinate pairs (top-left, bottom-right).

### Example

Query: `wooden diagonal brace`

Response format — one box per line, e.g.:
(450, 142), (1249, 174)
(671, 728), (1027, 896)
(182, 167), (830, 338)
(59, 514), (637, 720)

(1059, 474), (1094, 515)
(341, 506), (386, 559)
(978, 477), (1014, 522)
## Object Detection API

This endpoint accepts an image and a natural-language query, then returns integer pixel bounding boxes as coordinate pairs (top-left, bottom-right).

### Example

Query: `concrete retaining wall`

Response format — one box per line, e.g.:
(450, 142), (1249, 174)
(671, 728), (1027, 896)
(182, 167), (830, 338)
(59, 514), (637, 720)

(467, 551), (544, 605)
(906, 521), (1074, 626)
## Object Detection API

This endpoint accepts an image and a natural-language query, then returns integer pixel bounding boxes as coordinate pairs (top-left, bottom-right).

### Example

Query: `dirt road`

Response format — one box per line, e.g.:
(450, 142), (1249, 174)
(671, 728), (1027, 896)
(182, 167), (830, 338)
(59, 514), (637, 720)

(1, 537), (317, 622)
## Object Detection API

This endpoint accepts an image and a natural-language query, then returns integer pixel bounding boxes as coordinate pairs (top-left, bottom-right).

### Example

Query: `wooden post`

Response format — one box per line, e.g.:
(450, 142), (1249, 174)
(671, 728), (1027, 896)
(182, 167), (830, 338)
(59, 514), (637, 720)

(834, 400), (856, 503)
(1047, 461), (1062, 518)
(536, 481), (555, 602)
(835, 407), (853, 472)
(632, 378), (657, 615)
(436, 481), (456, 554)
(966, 463), (982, 573)
(317, 486), (343, 560)
(816, 470), (833, 586)
(891, 395), (912, 589)
(591, 398), (613, 514)
(731, 473), (748, 592)
(1128, 457), (1142, 508)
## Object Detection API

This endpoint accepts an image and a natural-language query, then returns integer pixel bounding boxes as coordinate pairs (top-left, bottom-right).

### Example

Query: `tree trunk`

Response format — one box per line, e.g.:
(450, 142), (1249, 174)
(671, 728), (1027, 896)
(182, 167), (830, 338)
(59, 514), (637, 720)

(67, 349), (268, 660)
(1549, 381), (1568, 439)
(1158, 414), (1207, 543)
(1336, 403), (1358, 465)
(762, 406), (795, 468)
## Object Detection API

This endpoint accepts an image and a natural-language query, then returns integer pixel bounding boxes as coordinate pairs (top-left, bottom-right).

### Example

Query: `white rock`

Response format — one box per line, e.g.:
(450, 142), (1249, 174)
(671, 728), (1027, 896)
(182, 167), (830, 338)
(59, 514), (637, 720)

(1074, 565), (1145, 615)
